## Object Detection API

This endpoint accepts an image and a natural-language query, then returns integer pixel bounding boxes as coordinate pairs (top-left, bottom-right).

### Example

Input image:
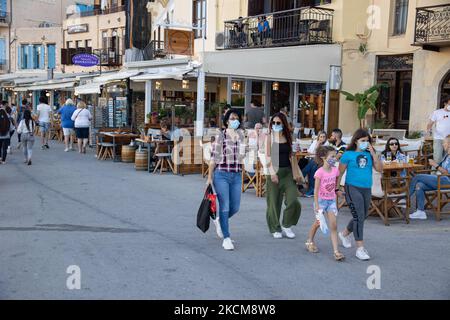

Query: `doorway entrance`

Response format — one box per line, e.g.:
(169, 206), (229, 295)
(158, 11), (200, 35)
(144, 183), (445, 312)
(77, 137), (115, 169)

(440, 70), (450, 105)
(376, 54), (413, 130)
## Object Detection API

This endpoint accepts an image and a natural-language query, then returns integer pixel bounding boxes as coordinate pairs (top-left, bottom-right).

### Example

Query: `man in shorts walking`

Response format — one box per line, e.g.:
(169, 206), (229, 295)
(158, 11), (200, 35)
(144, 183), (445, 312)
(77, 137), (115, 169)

(57, 99), (77, 152)
(36, 96), (53, 149)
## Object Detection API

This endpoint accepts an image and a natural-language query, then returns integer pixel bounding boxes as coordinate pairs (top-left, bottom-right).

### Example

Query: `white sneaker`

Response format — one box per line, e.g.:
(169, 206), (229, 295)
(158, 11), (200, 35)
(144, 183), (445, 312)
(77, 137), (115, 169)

(222, 238), (234, 250)
(281, 226), (296, 239)
(7, 146), (11, 154)
(64, 148), (69, 152)
(213, 218), (223, 239)
(272, 232), (283, 239)
(356, 247), (370, 261)
(409, 210), (427, 220)
(338, 231), (352, 248)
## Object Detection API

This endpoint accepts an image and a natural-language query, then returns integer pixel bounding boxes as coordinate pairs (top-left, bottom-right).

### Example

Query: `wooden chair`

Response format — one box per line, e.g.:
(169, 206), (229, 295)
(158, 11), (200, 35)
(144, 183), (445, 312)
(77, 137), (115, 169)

(370, 169), (410, 226)
(153, 152), (174, 174)
(242, 149), (258, 193)
(418, 169), (450, 221)
(96, 134), (114, 160)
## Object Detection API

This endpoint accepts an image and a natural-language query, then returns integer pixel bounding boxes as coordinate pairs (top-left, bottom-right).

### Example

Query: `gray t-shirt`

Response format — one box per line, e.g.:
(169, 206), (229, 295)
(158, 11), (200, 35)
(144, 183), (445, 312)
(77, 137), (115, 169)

(245, 107), (265, 129)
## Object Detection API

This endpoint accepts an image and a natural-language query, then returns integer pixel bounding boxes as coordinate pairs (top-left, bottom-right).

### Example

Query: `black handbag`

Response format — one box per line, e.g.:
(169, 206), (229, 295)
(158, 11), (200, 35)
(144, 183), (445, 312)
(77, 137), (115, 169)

(196, 185), (214, 233)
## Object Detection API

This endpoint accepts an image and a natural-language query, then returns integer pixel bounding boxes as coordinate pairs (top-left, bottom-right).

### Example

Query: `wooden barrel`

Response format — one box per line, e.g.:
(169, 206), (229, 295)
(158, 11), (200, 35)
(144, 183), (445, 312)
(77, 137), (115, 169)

(134, 150), (148, 171)
(122, 145), (136, 163)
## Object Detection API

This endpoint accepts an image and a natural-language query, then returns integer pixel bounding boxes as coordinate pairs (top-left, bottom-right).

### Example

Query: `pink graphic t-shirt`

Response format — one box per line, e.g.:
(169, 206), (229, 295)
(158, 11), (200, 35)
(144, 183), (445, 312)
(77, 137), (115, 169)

(314, 166), (340, 200)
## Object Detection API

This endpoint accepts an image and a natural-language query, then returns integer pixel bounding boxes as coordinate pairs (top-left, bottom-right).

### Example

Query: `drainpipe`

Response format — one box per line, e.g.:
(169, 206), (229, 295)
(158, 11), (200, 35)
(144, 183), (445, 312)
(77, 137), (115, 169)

(8, 0), (12, 73)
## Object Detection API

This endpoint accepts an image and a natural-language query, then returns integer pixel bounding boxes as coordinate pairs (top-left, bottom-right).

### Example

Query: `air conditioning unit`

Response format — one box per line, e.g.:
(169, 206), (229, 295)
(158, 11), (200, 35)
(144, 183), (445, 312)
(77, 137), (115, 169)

(215, 32), (225, 50)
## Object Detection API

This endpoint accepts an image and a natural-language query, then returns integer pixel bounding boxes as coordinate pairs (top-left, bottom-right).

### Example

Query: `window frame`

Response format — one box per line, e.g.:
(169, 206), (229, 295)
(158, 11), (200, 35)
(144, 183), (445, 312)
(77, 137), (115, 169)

(192, 0), (206, 39)
(392, 0), (409, 36)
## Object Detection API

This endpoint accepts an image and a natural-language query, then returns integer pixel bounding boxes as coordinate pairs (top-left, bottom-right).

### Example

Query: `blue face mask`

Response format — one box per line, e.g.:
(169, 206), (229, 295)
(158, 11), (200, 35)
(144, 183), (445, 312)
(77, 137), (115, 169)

(229, 119), (240, 129)
(359, 141), (369, 151)
(272, 124), (283, 132)
(327, 158), (337, 167)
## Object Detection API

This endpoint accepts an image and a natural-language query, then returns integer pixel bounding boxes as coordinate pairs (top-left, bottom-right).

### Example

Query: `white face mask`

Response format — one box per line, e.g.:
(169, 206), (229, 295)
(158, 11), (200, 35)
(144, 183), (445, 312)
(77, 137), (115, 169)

(446, 104), (450, 111)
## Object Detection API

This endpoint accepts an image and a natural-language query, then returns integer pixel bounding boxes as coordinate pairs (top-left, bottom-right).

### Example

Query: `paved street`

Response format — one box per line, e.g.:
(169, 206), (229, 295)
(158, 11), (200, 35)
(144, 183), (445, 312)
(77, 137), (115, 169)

(1, 140), (449, 300)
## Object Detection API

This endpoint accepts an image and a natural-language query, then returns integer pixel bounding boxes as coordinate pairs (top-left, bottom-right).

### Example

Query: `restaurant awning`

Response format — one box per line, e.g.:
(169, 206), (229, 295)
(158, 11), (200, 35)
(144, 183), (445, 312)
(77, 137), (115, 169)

(13, 79), (76, 91)
(93, 70), (141, 83)
(75, 82), (102, 95)
(130, 65), (193, 82)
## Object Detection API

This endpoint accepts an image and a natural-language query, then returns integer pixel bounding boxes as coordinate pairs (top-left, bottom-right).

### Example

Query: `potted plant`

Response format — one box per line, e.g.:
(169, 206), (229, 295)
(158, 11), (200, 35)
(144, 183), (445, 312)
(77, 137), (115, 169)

(340, 83), (388, 128)
(174, 105), (183, 125)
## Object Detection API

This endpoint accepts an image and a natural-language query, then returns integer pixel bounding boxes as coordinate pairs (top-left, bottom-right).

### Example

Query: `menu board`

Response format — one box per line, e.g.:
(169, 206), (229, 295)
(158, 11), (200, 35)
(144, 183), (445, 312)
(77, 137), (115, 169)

(97, 98), (107, 128)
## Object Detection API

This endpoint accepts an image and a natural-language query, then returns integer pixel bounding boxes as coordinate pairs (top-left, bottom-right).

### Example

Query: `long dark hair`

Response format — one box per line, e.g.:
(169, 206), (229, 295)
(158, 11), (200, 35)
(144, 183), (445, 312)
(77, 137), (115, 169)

(269, 112), (292, 154)
(24, 109), (34, 132)
(223, 109), (241, 129)
(382, 137), (403, 157)
(347, 128), (372, 151)
(0, 108), (9, 135)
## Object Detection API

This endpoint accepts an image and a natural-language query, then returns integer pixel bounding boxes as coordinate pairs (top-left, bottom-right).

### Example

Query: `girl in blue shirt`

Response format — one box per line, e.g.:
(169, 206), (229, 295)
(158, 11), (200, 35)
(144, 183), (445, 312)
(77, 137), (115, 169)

(337, 129), (383, 261)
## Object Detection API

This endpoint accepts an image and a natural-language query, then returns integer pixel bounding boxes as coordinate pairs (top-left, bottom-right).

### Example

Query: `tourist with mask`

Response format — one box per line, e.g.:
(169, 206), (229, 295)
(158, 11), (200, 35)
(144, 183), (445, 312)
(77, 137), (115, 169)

(207, 109), (246, 251)
(337, 129), (382, 261)
(264, 112), (303, 239)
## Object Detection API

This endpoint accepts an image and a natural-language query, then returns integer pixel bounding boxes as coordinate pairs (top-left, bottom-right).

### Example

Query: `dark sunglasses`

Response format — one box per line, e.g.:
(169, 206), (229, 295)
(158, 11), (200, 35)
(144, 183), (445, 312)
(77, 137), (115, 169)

(389, 142), (399, 146)
(272, 121), (282, 125)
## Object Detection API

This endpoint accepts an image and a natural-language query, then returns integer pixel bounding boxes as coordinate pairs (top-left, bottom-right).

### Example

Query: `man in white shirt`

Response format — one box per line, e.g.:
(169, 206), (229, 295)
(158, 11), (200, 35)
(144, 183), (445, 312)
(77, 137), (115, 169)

(427, 97), (450, 164)
(36, 96), (53, 149)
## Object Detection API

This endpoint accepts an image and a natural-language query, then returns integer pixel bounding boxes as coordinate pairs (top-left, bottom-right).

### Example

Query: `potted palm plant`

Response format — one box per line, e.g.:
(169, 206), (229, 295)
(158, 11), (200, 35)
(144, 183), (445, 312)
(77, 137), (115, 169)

(340, 83), (388, 128)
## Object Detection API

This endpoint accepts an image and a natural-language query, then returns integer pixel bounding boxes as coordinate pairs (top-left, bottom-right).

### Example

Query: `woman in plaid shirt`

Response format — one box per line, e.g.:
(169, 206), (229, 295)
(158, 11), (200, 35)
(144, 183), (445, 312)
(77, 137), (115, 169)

(207, 109), (246, 251)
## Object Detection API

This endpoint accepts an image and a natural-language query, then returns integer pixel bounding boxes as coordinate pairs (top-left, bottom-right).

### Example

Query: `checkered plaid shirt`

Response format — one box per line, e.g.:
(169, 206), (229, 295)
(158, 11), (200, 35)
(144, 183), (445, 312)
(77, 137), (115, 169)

(211, 130), (245, 172)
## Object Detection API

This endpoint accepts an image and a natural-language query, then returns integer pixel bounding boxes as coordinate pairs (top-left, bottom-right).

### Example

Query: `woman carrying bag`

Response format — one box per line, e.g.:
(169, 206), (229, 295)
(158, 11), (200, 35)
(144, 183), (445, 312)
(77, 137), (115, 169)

(265, 112), (303, 239)
(207, 109), (246, 251)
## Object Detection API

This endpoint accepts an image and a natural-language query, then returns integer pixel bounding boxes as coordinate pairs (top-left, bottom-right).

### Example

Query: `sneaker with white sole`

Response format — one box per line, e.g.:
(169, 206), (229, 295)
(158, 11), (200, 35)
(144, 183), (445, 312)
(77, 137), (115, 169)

(409, 210), (427, 220)
(272, 232), (283, 239)
(281, 226), (296, 239)
(222, 238), (234, 250)
(213, 218), (223, 239)
(356, 247), (370, 261)
(64, 148), (69, 152)
(338, 231), (352, 248)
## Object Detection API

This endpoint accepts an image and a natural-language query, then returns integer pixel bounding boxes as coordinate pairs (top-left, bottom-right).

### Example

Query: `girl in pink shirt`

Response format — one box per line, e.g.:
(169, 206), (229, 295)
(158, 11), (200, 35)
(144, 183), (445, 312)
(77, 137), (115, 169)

(305, 146), (345, 261)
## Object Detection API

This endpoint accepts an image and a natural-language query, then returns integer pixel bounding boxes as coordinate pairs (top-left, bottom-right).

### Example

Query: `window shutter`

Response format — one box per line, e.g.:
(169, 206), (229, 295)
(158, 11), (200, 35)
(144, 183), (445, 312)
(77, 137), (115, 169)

(28, 45), (33, 69)
(0, 0), (7, 17)
(48, 45), (56, 69)
(60, 48), (67, 65)
(0, 38), (5, 64)
(17, 45), (22, 69)
(40, 45), (45, 69)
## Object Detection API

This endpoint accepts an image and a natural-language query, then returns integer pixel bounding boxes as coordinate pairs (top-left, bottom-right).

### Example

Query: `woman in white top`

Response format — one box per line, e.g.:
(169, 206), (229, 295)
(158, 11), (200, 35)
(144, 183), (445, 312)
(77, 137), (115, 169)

(71, 101), (92, 154)
(16, 109), (35, 165)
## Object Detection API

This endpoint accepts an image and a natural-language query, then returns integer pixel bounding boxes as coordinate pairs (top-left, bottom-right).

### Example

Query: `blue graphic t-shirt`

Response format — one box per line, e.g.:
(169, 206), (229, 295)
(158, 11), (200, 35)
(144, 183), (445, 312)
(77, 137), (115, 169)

(58, 105), (77, 128)
(340, 150), (373, 188)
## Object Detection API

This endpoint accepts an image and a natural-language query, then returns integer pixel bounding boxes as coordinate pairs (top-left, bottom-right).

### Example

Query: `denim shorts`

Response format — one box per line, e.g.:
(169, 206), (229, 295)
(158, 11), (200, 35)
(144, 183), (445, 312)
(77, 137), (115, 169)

(315, 198), (338, 215)
(40, 122), (50, 133)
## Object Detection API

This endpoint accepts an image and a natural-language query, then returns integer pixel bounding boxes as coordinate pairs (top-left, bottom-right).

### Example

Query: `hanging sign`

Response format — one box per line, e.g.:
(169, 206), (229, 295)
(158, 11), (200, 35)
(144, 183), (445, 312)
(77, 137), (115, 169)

(72, 53), (99, 67)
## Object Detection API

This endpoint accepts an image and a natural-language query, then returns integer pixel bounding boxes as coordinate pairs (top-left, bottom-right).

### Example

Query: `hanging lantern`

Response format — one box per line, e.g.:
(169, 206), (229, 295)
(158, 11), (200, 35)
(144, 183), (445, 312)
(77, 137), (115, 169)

(182, 79), (190, 89)
(45, 92), (50, 97)
(231, 81), (241, 91)
(272, 82), (279, 91)
(155, 81), (162, 90)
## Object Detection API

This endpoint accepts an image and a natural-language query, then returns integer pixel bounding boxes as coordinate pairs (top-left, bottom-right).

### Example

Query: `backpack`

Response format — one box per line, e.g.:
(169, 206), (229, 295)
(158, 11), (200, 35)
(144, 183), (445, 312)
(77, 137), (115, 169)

(0, 113), (10, 135)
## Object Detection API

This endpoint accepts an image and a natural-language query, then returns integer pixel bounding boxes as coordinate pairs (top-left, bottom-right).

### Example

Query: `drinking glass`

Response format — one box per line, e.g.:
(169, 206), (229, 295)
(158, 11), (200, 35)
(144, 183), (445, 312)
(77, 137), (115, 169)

(386, 152), (392, 162)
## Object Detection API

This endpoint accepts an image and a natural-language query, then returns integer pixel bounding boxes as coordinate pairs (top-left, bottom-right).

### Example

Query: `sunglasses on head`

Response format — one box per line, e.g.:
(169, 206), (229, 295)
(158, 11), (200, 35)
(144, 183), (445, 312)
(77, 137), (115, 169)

(272, 121), (282, 125)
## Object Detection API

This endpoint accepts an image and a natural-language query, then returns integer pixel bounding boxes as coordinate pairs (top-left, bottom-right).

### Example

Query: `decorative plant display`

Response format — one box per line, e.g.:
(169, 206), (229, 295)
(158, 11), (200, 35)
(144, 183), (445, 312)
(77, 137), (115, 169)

(340, 83), (388, 128)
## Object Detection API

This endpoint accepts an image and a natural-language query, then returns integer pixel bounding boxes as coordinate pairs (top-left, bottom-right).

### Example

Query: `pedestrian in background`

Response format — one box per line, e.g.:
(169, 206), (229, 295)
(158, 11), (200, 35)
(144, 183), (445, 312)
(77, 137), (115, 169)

(0, 108), (12, 164)
(427, 96), (450, 164)
(207, 109), (245, 251)
(72, 101), (92, 154)
(264, 112), (303, 239)
(17, 109), (35, 165)
(36, 96), (52, 150)
(5, 106), (16, 154)
(58, 98), (77, 152)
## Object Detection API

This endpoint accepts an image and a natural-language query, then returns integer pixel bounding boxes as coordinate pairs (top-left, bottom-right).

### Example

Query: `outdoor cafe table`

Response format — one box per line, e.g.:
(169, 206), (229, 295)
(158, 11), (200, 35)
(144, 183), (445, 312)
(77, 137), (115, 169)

(101, 132), (140, 162)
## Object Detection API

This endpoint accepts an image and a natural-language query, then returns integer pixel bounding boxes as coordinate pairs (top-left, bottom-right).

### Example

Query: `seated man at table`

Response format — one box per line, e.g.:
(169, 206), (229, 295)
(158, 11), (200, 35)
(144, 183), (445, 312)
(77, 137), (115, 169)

(329, 128), (346, 160)
(409, 135), (450, 220)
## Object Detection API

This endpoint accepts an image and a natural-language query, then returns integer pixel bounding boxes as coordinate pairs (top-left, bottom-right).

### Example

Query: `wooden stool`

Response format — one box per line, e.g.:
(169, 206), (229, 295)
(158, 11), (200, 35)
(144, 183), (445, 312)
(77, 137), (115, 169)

(153, 153), (174, 174)
(98, 142), (114, 160)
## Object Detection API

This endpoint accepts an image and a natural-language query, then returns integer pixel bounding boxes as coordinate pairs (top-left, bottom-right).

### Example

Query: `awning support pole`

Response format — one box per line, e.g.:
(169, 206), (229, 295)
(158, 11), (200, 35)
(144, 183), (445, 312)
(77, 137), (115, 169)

(145, 80), (153, 124)
(195, 69), (205, 137)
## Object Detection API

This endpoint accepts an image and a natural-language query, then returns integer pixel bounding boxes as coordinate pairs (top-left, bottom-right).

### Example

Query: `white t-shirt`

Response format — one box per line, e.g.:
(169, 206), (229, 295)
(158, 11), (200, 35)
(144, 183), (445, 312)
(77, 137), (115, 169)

(71, 108), (92, 128)
(430, 108), (450, 140)
(37, 103), (52, 123)
(307, 140), (330, 154)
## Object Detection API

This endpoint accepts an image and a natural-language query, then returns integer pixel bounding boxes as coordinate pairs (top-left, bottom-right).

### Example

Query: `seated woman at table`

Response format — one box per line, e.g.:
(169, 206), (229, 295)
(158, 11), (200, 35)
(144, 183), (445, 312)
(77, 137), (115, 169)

(409, 135), (450, 220)
(300, 131), (329, 197)
(160, 120), (171, 140)
(380, 137), (407, 177)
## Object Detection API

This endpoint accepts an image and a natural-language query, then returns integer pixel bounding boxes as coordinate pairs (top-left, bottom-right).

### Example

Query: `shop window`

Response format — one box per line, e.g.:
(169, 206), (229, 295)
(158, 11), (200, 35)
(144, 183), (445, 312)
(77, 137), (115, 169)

(251, 81), (265, 107)
(231, 79), (245, 108)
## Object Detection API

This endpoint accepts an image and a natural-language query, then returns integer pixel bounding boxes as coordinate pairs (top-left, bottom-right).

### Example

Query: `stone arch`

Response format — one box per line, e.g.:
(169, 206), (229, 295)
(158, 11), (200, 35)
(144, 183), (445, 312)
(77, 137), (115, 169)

(433, 60), (450, 109)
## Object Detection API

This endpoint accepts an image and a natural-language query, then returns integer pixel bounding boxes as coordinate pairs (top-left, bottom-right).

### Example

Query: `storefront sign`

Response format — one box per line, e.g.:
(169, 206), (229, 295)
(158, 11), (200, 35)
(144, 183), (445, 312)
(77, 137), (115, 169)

(68, 24), (89, 34)
(72, 53), (99, 67)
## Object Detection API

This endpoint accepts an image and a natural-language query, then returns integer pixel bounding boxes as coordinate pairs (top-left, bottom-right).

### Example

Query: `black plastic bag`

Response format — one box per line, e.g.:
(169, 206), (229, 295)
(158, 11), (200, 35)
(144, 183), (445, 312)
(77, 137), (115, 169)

(197, 185), (214, 233)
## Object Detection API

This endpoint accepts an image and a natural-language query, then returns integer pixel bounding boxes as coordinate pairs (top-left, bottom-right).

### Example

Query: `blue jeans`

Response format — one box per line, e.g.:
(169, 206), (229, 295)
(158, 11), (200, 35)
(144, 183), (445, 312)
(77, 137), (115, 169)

(213, 170), (242, 239)
(302, 159), (318, 194)
(409, 174), (450, 210)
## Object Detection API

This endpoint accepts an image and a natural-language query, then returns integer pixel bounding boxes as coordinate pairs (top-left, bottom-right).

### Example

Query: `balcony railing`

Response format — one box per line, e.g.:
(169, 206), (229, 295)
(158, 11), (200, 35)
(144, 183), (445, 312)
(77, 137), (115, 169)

(143, 40), (167, 60)
(93, 48), (122, 67)
(0, 12), (10, 25)
(66, 5), (125, 18)
(414, 4), (450, 50)
(223, 6), (333, 50)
